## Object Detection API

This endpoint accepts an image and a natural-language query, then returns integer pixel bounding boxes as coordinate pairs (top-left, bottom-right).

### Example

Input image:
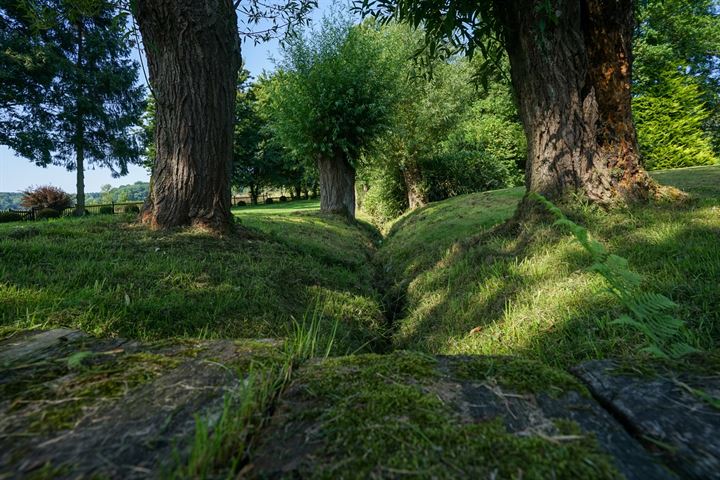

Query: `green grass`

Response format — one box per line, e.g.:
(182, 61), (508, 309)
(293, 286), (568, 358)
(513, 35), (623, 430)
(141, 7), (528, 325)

(0, 200), (384, 354)
(380, 165), (720, 367)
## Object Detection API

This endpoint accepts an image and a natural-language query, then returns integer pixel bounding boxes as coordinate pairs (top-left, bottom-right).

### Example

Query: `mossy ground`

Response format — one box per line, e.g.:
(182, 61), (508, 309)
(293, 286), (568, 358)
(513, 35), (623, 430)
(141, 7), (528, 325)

(261, 351), (620, 479)
(380, 166), (720, 367)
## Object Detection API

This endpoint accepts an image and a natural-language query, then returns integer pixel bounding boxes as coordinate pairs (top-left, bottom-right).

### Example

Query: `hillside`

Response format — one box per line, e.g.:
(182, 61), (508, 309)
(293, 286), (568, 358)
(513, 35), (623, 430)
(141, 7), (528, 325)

(380, 166), (720, 366)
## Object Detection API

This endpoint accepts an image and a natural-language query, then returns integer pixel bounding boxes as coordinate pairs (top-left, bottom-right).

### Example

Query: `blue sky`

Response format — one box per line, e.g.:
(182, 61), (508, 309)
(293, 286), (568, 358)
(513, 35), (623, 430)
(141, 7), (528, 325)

(0, 1), (340, 193)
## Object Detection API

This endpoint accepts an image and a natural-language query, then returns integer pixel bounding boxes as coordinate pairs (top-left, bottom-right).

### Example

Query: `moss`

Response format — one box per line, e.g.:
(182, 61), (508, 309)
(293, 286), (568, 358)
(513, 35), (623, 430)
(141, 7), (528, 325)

(451, 356), (590, 398)
(278, 352), (619, 479)
(19, 351), (182, 433)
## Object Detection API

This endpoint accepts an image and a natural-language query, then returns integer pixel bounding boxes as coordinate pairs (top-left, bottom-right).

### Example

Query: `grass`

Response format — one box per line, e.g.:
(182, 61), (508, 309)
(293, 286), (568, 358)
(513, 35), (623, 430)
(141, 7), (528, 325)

(380, 165), (720, 367)
(0, 199), (384, 355)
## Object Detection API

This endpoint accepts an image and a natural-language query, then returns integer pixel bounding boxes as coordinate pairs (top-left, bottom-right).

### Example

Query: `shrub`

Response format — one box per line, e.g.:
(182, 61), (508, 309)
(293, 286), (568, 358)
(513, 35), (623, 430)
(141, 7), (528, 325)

(236, 200), (247, 207)
(99, 206), (114, 215)
(36, 208), (60, 220)
(634, 71), (717, 170)
(279, 195), (288, 203)
(0, 212), (23, 223)
(124, 205), (140, 214)
(21, 185), (73, 211)
(264, 198), (274, 205)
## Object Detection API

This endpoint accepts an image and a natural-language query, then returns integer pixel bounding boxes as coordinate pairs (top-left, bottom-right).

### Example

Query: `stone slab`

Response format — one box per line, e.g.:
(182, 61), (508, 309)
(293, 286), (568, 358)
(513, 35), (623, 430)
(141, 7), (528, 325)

(573, 358), (720, 480)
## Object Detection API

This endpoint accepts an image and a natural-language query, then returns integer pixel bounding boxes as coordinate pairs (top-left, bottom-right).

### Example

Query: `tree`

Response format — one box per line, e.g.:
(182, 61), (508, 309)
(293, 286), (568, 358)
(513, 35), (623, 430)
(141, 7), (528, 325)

(634, 0), (720, 154)
(233, 73), (287, 204)
(134, 0), (317, 232)
(0, 0), (145, 215)
(634, 70), (717, 170)
(268, 17), (398, 217)
(361, 0), (657, 209)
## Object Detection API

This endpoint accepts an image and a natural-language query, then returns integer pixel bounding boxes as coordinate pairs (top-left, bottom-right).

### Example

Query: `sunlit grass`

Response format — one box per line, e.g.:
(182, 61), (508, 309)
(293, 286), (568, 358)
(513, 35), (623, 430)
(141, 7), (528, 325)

(0, 202), (385, 354)
(382, 166), (720, 367)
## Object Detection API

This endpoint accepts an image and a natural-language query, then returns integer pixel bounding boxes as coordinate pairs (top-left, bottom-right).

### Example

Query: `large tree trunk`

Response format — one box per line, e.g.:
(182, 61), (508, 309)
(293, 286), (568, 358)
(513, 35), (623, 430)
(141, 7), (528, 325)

(494, 0), (654, 209)
(317, 153), (356, 217)
(135, 0), (240, 232)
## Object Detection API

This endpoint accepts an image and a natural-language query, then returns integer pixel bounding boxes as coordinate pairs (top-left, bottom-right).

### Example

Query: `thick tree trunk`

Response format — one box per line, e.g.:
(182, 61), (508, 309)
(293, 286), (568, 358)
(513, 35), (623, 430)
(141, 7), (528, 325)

(402, 163), (427, 209)
(135, 0), (240, 232)
(317, 153), (356, 217)
(494, 0), (654, 209)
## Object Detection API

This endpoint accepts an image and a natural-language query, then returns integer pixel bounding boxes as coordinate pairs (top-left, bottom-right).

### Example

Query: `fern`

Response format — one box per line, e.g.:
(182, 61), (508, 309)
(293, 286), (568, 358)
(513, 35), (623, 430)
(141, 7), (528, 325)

(530, 192), (697, 359)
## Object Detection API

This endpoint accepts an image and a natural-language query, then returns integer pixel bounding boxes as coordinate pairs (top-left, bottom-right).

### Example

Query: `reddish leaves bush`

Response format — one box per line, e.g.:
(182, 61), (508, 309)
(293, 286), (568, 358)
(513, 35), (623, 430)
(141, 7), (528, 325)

(20, 185), (73, 211)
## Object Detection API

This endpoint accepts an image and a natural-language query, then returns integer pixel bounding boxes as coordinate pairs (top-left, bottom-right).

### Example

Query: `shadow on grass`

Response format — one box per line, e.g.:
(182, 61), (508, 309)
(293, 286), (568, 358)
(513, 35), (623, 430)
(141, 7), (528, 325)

(390, 197), (720, 367)
(0, 213), (386, 354)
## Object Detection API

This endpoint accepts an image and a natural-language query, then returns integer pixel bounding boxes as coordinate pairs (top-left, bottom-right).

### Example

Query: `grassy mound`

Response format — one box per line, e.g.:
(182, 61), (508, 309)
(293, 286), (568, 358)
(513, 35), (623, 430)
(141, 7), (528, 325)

(380, 166), (720, 366)
(0, 200), (384, 354)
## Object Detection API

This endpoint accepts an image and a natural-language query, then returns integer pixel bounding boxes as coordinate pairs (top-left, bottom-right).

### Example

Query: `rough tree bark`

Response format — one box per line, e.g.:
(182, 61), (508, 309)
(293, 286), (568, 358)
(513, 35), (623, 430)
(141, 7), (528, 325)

(318, 152), (356, 217)
(494, 0), (655, 209)
(402, 163), (427, 209)
(135, 0), (240, 232)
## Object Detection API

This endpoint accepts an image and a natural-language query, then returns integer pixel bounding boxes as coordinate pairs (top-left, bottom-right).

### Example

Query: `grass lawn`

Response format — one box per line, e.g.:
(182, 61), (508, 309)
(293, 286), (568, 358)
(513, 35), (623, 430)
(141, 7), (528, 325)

(0, 199), (385, 354)
(380, 165), (720, 367)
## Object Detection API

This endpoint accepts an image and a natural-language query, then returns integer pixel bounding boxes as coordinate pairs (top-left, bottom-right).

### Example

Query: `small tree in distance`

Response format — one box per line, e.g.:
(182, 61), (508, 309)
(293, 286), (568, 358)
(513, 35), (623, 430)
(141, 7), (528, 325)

(20, 185), (73, 211)
(269, 15), (398, 218)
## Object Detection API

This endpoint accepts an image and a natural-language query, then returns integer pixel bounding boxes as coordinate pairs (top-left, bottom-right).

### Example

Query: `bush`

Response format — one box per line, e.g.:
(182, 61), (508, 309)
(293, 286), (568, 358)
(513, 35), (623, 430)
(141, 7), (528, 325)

(124, 205), (140, 214)
(36, 208), (60, 219)
(21, 185), (73, 211)
(279, 195), (288, 203)
(0, 212), (23, 223)
(236, 200), (247, 207)
(98, 206), (114, 215)
(359, 165), (408, 224)
(634, 71), (717, 170)
(264, 198), (274, 205)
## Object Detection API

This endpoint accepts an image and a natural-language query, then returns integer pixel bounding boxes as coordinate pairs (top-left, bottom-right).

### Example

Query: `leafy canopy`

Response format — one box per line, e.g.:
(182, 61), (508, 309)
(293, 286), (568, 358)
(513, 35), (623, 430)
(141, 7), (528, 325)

(268, 14), (399, 165)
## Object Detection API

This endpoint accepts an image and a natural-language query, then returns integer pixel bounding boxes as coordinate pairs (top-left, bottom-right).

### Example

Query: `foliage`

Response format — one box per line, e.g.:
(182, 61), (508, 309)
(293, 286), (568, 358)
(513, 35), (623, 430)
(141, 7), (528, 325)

(35, 207), (61, 219)
(269, 15), (398, 168)
(531, 192), (697, 359)
(85, 182), (149, 205)
(20, 185), (73, 210)
(0, 212), (22, 223)
(0, 193), (23, 210)
(123, 204), (140, 214)
(634, 0), (720, 153)
(357, 162), (408, 224)
(232, 72), (313, 203)
(634, 70), (717, 170)
(98, 205), (113, 215)
(0, 0), (146, 205)
(358, 25), (524, 221)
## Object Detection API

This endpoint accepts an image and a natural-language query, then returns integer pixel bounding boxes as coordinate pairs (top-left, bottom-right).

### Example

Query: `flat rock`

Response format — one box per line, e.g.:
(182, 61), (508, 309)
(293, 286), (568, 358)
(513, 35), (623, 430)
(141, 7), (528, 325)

(249, 352), (674, 479)
(573, 358), (720, 480)
(0, 329), (281, 479)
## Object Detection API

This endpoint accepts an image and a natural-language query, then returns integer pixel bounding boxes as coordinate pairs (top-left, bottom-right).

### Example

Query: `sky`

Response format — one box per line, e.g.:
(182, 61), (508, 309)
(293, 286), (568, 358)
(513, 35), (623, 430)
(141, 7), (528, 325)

(0, 0), (341, 194)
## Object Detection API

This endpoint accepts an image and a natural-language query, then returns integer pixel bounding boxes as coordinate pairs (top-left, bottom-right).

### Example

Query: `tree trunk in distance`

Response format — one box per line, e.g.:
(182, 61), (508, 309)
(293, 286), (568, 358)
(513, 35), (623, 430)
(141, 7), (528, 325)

(135, 0), (240, 232)
(74, 21), (85, 217)
(317, 152), (356, 217)
(402, 163), (427, 209)
(494, 0), (655, 212)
